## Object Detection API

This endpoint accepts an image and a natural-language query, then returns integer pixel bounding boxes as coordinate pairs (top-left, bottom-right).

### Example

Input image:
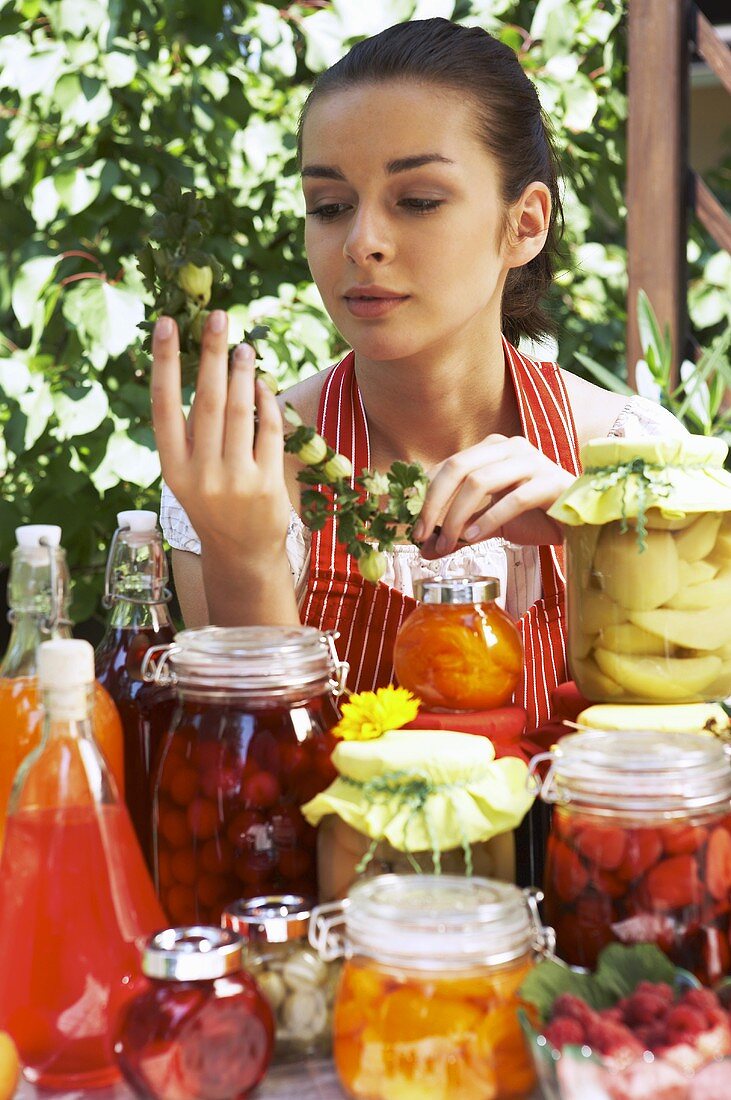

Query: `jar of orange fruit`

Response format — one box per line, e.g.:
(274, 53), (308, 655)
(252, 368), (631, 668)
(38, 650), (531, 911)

(393, 578), (522, 710)
(310, 874), (551, 1100)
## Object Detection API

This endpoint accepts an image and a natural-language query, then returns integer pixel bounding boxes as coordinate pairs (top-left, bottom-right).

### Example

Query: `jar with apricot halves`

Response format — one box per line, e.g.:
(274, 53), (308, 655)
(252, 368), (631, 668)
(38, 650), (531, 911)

(549, 436), (731, 703)
(310, 874), (553, 1100)
(146, 626), (346, 923)
(532, 729), (731, 984)
(393, 577), (522, 711)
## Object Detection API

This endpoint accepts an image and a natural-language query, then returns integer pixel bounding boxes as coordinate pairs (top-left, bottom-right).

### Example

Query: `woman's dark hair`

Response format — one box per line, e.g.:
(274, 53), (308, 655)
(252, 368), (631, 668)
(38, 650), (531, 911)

(297, 18), (564, 346)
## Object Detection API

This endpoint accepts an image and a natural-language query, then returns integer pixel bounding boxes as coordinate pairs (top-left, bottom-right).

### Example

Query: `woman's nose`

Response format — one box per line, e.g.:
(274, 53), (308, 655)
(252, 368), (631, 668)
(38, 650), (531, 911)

(343, 205), (393, 265)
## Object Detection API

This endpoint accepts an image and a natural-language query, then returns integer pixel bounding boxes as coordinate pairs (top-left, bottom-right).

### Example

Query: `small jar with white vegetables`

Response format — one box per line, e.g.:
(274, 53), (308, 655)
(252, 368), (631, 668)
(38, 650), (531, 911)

(222, 895), (339, 1062)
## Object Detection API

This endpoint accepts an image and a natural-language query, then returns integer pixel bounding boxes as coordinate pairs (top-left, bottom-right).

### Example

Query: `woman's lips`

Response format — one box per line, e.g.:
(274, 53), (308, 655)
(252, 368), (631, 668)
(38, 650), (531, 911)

(343, 295), (409, 318)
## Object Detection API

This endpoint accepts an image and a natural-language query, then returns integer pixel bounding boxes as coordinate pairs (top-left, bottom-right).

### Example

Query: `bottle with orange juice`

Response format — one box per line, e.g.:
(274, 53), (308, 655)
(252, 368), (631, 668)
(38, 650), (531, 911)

(0, 525), (124, 851)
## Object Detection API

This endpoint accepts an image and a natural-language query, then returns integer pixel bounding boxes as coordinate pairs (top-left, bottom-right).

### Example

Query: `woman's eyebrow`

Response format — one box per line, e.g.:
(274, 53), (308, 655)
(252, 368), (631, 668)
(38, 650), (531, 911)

(301, 153), (455, 181)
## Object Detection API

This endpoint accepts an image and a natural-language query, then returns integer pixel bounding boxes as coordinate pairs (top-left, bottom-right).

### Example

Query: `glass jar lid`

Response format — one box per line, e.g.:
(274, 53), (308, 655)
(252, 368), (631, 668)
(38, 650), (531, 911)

(414, 576), (500, 604)
(143, 625), (347, 697)
(222, 895), (311, 944)
(313, 874), (547, 970)
(533, 729), (731, 813)
(142, 927), (243, 981)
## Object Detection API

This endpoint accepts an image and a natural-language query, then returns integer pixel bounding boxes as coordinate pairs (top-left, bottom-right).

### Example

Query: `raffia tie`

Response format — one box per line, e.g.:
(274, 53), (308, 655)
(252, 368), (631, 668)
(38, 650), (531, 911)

(583, 458), (680, 551)
(340, 770), (474, 877)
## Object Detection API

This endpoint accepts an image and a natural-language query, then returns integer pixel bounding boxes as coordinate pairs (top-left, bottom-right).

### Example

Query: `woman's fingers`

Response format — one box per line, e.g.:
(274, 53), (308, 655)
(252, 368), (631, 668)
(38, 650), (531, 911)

(413, 436), (514, 544)
(223, 344), (256, 461)
(190, 310), (230, 461)
(461, 479), (564, 545)
(151, 317), (188, 471)
(253, 379), (285, 468)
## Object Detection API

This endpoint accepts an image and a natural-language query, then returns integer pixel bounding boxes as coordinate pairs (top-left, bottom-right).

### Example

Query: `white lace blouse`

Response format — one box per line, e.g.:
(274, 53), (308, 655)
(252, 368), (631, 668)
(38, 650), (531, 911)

(161, 395), (687, 619)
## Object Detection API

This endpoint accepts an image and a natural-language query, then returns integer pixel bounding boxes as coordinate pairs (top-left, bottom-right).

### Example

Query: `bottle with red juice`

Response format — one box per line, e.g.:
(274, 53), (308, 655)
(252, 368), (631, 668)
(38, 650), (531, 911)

(96, 510), (177, 862)
(0, 639), (165, 1090)
(148, 625), (346, 925)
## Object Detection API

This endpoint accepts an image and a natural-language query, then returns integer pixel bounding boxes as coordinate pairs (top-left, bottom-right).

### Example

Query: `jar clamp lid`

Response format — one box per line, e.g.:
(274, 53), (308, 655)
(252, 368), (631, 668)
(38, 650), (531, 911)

(222, 896), (312, 944)
(414, 576), (500, 604)
(529, 729), (731, 814)
(310, 874), (553, 970)
(142, 927), (244, 981)
(141, 625), (348, 698)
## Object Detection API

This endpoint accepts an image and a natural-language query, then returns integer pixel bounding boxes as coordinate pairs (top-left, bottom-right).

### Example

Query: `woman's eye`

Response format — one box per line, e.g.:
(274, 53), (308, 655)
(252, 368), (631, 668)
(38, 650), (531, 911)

(400, 198), (444, 214)
(306, 203), (349, 220)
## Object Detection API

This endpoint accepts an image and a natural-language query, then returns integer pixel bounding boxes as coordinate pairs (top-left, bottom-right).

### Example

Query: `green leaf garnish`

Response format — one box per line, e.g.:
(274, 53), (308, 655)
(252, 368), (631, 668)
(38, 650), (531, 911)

(520, 943), (678, 1023)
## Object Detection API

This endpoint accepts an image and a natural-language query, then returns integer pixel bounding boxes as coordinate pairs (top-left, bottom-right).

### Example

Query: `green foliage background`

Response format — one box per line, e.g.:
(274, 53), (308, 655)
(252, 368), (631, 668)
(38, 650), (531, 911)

(0, 0), (729, 625)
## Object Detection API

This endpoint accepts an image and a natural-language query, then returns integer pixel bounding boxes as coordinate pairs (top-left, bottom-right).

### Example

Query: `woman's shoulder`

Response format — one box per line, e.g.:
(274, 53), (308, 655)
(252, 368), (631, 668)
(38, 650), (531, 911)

(558, 369), (633, 448)
(276, 362), (338, 428)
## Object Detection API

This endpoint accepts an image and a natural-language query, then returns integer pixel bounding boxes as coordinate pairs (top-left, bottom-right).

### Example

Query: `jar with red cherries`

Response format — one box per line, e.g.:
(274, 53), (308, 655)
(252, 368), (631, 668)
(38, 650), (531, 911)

(146, 626), (346, 924)
(531, 729), (731, 984)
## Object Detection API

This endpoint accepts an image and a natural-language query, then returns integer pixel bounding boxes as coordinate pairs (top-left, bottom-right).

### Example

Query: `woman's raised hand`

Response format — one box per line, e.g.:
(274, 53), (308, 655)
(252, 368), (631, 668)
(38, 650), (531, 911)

(151, 310), (291, 561)
(412, 434), (575, 558)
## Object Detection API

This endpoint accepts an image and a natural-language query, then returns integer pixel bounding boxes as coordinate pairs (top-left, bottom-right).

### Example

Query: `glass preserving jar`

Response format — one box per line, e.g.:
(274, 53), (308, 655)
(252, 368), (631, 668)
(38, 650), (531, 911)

(146, 626), (346, 924)
(311, 874), (552, 1100)
(115, 927), (274, 1100)
(551, 437), (731, 703)
(222, 895), (339, 1062)
(393, 577), (523, 711)
(531, 728), (731, 983)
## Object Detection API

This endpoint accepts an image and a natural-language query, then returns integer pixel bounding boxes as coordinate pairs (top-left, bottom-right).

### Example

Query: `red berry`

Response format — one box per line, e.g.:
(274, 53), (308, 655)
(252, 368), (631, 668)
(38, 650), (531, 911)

(574, 826), (627, 871)
(544, 1017), (585, 1050)
(661, 823), (708, 856)
(242, 771), (281, 809)
(552, 994), (597, 1028)
(548, 839), (589, 904)
(706, 827), (731, 902)
(616, 829), (663, 882)
(645, 855), (702, 910)
(585, 1017), (642, 1059)
(186, 797), (220, 840)
(665, 1004), (708, 1038)
(621, 989), (670, 1027)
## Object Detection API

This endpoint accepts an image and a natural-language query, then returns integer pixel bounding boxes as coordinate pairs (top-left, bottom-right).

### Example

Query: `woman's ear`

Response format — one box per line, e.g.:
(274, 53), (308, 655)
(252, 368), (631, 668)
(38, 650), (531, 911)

(504, 182), (552, 269)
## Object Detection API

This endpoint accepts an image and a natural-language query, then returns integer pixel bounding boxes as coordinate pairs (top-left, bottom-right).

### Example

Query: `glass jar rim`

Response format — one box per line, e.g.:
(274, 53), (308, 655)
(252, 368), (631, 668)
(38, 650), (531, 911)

(414, 576), (500, 604)
(535, 729), (731, 812)
(341, 874), (540, 969)
(144, 625), (346, 698)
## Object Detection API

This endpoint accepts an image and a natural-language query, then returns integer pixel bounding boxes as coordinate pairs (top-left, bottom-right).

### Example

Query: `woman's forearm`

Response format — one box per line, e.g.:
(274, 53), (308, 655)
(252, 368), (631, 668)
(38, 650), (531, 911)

(200, 539), (300, 626)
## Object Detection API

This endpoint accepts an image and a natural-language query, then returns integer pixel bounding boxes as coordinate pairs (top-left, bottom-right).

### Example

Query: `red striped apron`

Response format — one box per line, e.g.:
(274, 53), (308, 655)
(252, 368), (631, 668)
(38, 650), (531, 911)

(302, 338), (582, 731)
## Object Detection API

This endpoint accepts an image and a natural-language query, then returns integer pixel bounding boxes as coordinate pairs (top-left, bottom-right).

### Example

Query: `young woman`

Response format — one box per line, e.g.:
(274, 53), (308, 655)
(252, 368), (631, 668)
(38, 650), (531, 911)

(155, 18), (685, 732)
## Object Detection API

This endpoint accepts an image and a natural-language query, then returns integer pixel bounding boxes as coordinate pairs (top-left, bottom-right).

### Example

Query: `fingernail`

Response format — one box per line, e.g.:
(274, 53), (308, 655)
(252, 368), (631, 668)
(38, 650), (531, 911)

(156, 316), (173, 339)
(435, 534), (450, 555)
(464, 524), (480, 541)
(412, 520), (425, 541)
(233, 344), (251, 365)
(210, 310), (226, 332)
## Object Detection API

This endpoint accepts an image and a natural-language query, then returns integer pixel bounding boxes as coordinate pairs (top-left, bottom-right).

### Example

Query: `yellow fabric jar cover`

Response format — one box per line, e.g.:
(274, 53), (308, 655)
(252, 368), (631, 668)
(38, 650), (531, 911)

(549, 435), (731, 527)
(301, 729), (533, 855)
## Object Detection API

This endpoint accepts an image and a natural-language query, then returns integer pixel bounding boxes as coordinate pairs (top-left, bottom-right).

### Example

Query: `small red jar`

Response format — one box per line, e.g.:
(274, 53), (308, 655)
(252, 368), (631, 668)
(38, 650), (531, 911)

(532, 729), (731, 984)
(114, 926), (274, 1099)
(146, 626), (346, 923)
(393, 577), (522, 711)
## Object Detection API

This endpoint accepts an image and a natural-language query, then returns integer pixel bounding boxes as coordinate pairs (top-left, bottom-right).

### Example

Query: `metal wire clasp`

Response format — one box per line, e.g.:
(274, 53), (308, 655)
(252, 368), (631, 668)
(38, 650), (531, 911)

(309, 899), (350, 962)
(523, 887), (556, 959)
(102, 523), (172, 608)
(141, 643), (179, 684)
(526, 751), (559, 802)
(39, 536), (70, 634)
(324, 630), (349, 698)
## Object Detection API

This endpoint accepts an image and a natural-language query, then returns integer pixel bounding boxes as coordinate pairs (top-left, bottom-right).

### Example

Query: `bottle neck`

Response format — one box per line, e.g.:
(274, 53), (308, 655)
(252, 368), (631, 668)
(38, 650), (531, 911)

(107, 595), (173, 632)
(41, 683), (94, 728)
(0, 614), (73, 678)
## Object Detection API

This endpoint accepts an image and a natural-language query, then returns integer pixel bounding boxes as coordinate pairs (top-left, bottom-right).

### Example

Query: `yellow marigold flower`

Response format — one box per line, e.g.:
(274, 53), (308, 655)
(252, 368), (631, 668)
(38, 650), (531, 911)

(333, 685), (420, 741)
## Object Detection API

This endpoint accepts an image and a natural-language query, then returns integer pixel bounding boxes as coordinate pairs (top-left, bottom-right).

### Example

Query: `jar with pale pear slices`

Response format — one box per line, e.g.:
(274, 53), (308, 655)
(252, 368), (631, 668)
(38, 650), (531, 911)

(549, 436), (731, 704)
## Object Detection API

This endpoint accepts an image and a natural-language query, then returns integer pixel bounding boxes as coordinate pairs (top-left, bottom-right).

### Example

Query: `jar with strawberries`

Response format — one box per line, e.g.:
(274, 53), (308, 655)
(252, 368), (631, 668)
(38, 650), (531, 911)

(310, 874), (552, 1100)
(531, 729), (731, 984)
(145, 626), (346, 924)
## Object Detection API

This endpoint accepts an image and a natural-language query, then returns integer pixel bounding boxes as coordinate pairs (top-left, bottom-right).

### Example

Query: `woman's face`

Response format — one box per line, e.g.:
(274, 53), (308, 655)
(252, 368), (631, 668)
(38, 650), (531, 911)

(300, 81), (512, 363)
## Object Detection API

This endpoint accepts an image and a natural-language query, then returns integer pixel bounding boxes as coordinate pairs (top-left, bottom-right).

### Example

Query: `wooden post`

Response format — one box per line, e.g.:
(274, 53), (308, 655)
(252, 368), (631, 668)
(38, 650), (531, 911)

(626, 0), (689, 386)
